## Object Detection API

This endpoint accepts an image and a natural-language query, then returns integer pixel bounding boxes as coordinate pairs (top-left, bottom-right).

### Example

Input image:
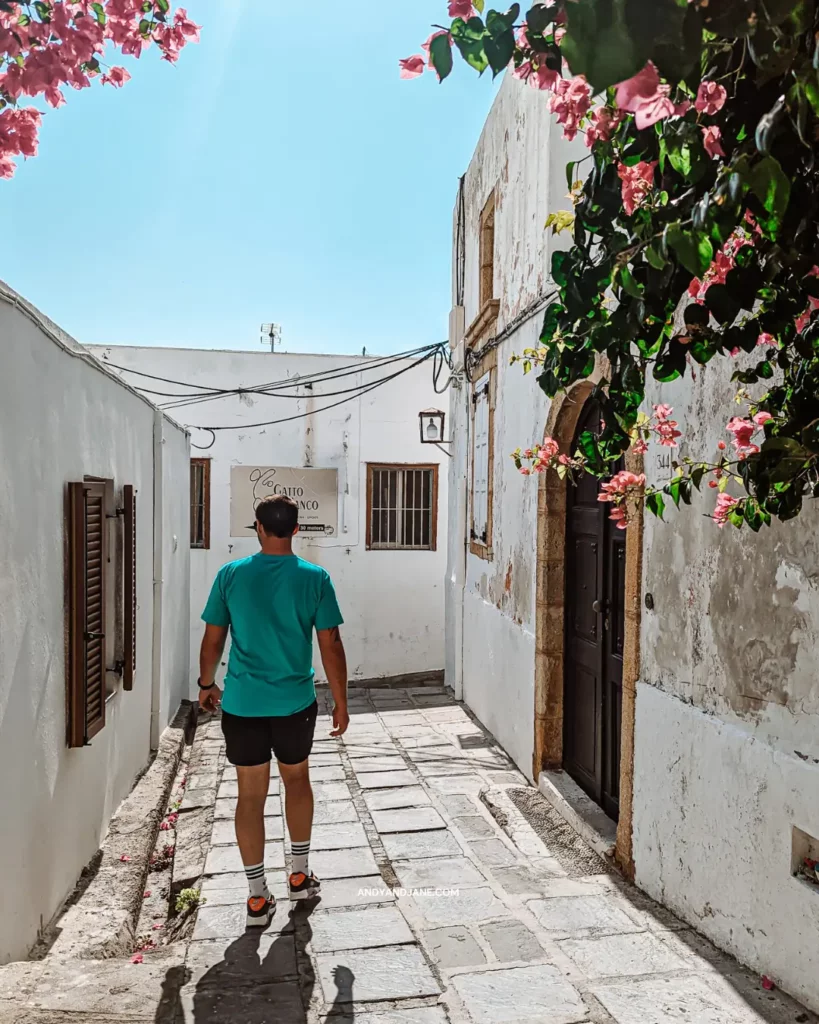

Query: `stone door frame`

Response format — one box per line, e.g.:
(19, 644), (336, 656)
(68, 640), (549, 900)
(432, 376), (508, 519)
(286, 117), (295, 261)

(532, 377), (643, 877)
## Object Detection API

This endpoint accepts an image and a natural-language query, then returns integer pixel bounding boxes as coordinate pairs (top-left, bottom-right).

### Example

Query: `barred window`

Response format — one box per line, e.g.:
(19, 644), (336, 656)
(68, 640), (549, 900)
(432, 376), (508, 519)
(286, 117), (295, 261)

(367, 465), (438, 551)
(190, 458), (211, 549)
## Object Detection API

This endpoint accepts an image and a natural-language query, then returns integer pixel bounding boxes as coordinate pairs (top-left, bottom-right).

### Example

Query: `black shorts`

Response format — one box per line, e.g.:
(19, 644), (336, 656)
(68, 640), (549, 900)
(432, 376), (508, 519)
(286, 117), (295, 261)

(221, 701), (318, 767)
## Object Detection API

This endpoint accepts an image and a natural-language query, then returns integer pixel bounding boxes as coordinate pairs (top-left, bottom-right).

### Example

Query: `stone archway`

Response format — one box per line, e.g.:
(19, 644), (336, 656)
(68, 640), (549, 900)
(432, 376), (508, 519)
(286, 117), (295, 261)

(532, 377), (643, 878)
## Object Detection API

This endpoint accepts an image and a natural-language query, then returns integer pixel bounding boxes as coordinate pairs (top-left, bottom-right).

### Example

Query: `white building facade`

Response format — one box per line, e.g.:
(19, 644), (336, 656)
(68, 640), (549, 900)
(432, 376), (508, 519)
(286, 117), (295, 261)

(447, 75), (819, 1012)
(90, 346), (450, 687)
(0, 281), (191, 963)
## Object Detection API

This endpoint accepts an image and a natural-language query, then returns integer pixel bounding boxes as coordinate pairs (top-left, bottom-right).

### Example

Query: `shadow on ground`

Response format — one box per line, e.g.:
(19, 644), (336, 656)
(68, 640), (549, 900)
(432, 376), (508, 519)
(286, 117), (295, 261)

(155, 903), (355, 1024)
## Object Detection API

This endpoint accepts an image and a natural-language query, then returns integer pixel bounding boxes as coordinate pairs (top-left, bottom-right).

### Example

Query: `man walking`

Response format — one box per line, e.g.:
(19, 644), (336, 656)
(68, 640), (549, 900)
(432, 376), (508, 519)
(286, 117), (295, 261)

(197, 494), (349, 927)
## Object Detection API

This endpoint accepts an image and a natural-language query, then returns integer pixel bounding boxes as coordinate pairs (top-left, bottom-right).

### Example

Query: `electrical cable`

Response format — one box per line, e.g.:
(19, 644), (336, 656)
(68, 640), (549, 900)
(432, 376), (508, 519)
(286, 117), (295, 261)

(184, 348), (438, 435)
(103, 343), (441, 405)
(159, 346), (439, 412)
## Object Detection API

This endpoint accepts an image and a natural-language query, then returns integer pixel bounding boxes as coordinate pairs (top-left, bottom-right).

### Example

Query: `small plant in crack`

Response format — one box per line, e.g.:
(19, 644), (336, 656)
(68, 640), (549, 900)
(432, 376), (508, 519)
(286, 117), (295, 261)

(175, 888), (207, 914)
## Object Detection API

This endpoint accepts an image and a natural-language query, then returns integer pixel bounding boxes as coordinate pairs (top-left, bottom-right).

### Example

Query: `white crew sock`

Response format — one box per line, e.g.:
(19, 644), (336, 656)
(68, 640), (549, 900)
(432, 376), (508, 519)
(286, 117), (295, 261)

(291, 840), (310, 876)
(244, 861), (269, 899)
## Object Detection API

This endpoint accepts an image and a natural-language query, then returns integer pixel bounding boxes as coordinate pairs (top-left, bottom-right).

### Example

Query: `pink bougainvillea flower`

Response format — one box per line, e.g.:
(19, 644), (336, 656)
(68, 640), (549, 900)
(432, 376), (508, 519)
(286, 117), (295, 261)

(713, 492), (739, 527)
(539, 438), (560, 461)
(702, 124), (725, 159)
(726, 417), (760, 458)
(101, 66), (131, 88)
(130, 954), (144, 965)
(632, 439), (649, 454)
(399, 55), (426, 79)
(549, 75), (591, 140)
(143, 890), (152, 899)
(617, 160), (657, 216)
(652, 404), (682, 447)
(695, 80), (727, 116)
(448, 0), (476, 16)
(615, 63), (661, 112)
(718, 440), (727, 451)
(119, 854), (131, 863)
(598, 471), (647, 528)
(614, 63), (679, 130)
(754, 411), (773, 427)
(520, 467), (531, 476)
(761, 977), (776, 992)
(757, 332), (777, 347)
(585, 107), (623, 147)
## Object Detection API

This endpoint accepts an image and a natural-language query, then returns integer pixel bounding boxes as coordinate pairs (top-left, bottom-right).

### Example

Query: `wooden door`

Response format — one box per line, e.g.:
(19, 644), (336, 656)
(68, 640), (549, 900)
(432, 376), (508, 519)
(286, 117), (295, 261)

(563, 402), (625, 821)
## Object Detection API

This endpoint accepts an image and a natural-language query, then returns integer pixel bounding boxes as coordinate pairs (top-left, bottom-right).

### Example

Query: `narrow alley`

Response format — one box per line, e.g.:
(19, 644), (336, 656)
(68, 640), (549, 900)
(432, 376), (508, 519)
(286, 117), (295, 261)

(3, 684), (813, 1024)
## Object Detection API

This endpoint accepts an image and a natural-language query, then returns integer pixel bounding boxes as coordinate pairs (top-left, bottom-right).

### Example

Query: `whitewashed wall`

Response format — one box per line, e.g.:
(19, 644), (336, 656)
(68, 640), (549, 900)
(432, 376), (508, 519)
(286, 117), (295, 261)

(447, 75), (583, 774)
(90, 346), (449, 685)
(0, 281), (190, 963)
(634, 363), (819, 1013)
(449, 73), (819, 1012)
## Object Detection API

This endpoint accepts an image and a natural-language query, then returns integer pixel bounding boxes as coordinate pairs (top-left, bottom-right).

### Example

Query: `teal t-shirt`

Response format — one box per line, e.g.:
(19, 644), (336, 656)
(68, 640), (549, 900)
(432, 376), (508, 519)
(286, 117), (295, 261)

(201, 553), (343, 718)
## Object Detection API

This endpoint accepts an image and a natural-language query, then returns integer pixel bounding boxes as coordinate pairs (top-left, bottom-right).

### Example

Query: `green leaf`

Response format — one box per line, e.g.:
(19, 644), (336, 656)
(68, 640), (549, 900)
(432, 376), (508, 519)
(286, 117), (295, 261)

(617, 265), (644, 298)
(430, 34), (454, 81)
(451, 16), (489, 73)
(485, 30), (516, 75)
(666, 478), (682, 507)
(561, 0), (644, 91)
(156, 0), (170, 10)
(474, 0), (485, 10)
(646, 492), (666, 519)
(748, 156), (791, 237)
(654, 338), (688, 382)
(34, 0), (51, 20)
(667, 223), (713, 277)
(645, 243), (666, 270)
(526, 2), (553, 33)
(90, 1), (106, 24)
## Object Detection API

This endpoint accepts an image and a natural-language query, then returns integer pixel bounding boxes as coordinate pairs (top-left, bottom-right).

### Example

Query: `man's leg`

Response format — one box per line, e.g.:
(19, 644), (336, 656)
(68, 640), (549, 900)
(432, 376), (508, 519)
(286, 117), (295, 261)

(279, 759), (315, 881)
(272, 700), (320, 899)
(235, 762), (270, 871)
(235, 762), (276, 926)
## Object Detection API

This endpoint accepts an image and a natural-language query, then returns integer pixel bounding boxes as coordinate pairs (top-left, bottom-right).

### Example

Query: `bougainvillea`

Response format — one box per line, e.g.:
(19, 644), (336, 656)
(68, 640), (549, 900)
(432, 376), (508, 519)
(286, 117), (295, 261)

(405, 0), (819, 531)
(0, 0), (200, 178)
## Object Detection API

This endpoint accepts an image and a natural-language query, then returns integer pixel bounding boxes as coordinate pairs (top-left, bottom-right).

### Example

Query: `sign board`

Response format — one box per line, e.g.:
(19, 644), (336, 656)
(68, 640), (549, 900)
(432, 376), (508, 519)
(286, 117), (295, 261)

(230, 466), (339, 538)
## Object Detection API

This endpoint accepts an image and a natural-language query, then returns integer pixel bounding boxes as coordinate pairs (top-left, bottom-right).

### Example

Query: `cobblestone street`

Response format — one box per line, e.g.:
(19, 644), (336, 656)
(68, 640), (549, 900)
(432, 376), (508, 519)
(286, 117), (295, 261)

(169, 685), (815, 1024)
(2, 684), (815, 1024)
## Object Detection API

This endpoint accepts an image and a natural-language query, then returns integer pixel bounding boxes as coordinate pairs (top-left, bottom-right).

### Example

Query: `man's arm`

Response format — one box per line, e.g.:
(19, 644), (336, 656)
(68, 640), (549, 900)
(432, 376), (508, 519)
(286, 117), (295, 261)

(199, 623), (228, 712)
(316, 626), (349, 736)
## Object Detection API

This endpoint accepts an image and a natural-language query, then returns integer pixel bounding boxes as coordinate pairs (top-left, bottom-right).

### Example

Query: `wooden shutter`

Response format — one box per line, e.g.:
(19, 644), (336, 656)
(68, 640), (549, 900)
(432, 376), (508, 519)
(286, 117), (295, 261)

(67, 480), (107, 746)
(123, 484), (136, 691)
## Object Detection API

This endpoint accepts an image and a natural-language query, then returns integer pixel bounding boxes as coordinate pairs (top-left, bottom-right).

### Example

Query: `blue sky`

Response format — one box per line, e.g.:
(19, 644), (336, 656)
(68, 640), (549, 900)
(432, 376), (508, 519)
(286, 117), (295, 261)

(1, 1), (498, 355)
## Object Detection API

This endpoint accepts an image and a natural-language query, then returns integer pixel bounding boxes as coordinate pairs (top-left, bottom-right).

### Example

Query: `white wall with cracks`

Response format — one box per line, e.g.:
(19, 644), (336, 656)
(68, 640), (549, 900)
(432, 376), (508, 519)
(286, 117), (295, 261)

(634, 359), (819, 1013)
(92, 345), (449, 686)
(446, 74), (583, 775)
(448, 72), (819, 1013)
(0, 281), (190, 964)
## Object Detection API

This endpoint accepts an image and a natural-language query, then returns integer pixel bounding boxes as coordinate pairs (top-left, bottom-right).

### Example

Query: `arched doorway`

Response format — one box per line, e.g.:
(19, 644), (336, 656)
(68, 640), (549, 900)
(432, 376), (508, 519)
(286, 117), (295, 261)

(563, 400), (625, 821)
(533, 377), (643, 877)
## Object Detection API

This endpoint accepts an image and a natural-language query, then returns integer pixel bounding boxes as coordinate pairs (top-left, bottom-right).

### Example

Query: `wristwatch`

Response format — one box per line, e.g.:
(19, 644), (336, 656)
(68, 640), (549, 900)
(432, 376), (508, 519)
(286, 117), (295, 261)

(197, 678), (216, 690)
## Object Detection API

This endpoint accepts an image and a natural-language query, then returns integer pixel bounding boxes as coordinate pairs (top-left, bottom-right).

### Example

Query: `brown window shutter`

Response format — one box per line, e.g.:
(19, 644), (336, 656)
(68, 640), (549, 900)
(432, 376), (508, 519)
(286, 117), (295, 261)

(67, 480), (107, 746)
(123, 485), (136, 691)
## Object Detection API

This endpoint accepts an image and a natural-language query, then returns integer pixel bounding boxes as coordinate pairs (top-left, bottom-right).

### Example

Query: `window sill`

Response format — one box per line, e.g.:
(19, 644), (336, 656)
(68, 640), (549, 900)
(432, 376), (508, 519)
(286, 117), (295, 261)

(470, 540), (493, 561)
(465, 299), (500, 348)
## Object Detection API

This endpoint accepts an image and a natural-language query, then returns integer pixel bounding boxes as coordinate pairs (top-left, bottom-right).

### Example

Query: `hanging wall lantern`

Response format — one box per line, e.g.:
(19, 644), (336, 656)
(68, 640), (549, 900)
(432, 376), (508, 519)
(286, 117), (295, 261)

(419, 409), (446, 445)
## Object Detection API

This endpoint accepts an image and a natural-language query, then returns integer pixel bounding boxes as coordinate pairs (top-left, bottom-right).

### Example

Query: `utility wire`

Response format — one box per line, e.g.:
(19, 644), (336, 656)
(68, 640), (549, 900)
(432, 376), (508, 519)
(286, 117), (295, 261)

(185, 349), (437, 436)
(103, 343), (441, 407)
(160, 346), (440, 412)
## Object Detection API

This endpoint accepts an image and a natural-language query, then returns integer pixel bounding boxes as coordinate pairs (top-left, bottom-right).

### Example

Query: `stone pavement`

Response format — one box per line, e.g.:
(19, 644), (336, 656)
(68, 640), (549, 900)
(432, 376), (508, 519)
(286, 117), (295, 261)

(151, 683), (814, 1024)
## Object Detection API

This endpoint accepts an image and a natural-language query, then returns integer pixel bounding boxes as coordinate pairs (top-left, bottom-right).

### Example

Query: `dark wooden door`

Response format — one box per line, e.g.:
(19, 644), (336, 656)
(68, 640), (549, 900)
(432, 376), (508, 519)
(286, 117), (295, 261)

(563, 402), (625, 821)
